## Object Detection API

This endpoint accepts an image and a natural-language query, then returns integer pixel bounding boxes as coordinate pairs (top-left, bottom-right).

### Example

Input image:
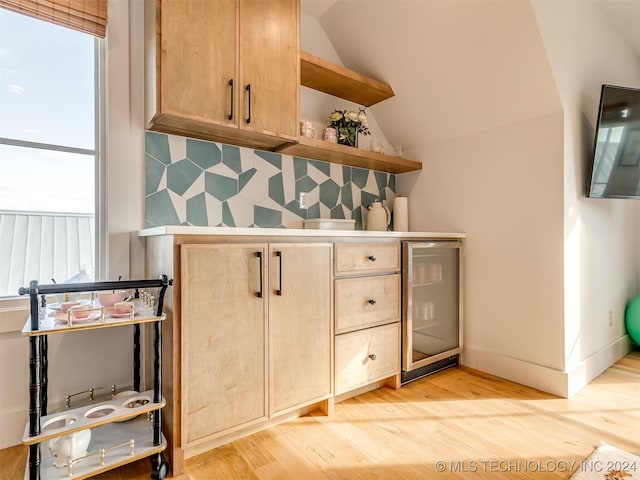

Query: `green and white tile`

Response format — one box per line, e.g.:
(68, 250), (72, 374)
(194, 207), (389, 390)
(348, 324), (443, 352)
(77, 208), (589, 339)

(145, 132), (397, 229)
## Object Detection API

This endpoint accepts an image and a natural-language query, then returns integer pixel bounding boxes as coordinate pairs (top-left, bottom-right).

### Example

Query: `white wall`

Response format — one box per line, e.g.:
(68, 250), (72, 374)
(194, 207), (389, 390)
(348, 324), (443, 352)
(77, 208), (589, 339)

(397, 0), (638, 397)
(532, 0), (638, 396)
(399, 111), (568, 395)
(382, 1), (570, 395)
(0, 0), (147, 449)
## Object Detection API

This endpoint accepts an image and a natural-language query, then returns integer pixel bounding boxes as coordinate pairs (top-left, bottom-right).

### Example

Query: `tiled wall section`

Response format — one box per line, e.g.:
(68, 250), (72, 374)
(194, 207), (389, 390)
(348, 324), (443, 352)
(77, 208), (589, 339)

(145, 132), (396, 230)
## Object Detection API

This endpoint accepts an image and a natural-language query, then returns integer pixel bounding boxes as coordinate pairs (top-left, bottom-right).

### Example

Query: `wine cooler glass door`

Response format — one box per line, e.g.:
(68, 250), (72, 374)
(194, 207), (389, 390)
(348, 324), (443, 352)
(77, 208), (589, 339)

(402, 241), (462, 372)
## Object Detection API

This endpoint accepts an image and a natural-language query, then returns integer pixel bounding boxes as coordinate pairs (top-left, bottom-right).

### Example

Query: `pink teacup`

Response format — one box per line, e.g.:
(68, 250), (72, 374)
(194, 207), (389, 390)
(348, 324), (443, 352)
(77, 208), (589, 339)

(69, 305), (92, 319)
(60, 301), (80, 313)
(97, 290), (127, 307)
(111, 301), (133, 316)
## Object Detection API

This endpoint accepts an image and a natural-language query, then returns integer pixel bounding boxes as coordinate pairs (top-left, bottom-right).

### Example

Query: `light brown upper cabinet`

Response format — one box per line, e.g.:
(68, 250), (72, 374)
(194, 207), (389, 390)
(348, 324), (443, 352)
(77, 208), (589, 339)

(145, 0), (300, 150)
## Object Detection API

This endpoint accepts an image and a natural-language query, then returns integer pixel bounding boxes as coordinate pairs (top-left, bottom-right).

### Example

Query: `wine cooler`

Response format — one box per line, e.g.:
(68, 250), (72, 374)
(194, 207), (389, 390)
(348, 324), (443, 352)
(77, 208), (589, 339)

(402, 241), (463, 384)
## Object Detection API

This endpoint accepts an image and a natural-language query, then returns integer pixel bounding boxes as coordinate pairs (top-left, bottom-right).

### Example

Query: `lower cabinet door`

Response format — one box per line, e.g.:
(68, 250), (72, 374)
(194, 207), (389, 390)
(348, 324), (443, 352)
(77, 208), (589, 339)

(181, 244), (267, 443)
(335, 322), (400, 395)
(269, 243), (333, 414)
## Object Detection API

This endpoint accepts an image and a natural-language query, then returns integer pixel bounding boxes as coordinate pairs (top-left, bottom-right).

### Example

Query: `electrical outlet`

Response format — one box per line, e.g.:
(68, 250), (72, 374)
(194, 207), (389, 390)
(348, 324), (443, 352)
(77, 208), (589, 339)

(299, 192), (309, 209)
(609, 309), (613, 327)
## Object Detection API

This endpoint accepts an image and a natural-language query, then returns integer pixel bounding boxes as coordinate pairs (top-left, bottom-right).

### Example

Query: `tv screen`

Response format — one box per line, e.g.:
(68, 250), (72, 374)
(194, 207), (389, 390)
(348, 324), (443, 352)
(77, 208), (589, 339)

(588, 84), (640, 198)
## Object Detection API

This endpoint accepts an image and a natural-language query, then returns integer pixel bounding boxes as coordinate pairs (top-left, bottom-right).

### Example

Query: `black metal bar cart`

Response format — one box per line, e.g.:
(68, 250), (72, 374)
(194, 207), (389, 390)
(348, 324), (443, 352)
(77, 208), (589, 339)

(18, 276), (172, 480)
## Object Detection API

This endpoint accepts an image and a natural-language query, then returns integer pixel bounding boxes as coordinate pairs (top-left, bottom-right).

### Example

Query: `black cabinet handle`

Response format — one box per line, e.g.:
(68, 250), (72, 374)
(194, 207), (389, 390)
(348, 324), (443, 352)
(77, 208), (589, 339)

(368, 299), (377, 305)
(245, 84), (251, 124)
(368, 354), (377, 361)
(368, 255), (377, 261)
(276, 250), (282, 296)
(256, 251), (263, 298)
(228, 79), (234, 121)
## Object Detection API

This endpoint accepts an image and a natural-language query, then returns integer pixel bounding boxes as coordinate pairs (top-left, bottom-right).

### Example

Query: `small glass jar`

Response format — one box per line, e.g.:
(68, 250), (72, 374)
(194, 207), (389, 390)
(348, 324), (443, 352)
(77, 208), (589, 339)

(323, 127), (337, 143)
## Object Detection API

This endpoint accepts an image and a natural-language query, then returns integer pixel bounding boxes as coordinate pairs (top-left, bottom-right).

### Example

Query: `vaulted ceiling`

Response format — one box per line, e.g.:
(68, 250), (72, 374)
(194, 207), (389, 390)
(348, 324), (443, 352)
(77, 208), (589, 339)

(301, 0), (639, 153)
(588, 0), (640, 57)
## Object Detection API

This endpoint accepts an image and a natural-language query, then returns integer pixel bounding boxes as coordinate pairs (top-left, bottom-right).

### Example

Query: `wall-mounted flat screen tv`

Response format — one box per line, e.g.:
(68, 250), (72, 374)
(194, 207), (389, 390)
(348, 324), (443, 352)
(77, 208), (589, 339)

(588, 84), (640, 198)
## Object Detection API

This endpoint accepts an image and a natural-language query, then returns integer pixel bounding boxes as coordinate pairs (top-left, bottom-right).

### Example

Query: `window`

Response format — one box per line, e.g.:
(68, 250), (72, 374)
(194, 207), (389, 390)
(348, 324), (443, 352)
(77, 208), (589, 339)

(0, 8), (101, 297)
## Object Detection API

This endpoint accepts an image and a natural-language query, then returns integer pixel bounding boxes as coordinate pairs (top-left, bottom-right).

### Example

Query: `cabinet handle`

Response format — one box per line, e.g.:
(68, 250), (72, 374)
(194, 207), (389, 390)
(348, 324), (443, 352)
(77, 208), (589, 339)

(228, 79), (234, 121)
(276, 250), (282, 296)
(368, 255), (377, 261)
(256, 251), (263, 298)
(368, 299), (377, 305)
(245, 84), (251, 124)
(368, 354), (377, 361)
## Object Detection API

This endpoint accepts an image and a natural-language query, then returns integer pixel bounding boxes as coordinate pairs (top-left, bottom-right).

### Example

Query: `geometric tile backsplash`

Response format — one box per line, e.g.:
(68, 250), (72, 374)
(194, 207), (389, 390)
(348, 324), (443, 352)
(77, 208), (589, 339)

(145, 132), (396, 230)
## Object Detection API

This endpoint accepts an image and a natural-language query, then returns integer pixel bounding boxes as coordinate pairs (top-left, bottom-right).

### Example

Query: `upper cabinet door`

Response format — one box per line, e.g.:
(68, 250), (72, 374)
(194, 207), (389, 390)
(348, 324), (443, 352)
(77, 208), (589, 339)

(146, 0), (299, 149)
(239, 0), (299, 138)
(159, 0), (237, 127)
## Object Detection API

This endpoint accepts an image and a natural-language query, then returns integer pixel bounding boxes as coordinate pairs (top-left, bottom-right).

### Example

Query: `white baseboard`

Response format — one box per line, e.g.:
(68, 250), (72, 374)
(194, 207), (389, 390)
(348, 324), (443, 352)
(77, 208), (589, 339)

(565, 335), (633, 397)
(462, 346), (569, 397)
(462, 335), (633, 398)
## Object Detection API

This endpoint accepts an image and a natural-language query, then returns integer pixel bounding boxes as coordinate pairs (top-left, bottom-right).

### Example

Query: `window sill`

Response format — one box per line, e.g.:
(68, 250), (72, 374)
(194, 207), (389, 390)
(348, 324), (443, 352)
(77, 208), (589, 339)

(0, 297), (30, 335)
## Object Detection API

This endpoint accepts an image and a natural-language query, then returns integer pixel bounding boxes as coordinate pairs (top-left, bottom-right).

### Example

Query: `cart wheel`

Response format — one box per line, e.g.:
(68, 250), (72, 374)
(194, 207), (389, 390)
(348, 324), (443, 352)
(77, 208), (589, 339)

(150, 454), (169, 480)
(150, 460), (168, 480)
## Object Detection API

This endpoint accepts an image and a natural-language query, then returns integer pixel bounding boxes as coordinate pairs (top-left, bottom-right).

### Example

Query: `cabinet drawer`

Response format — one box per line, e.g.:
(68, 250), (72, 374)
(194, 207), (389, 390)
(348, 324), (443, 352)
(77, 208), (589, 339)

(334, 242), (400, 275)
(335, 274), (400, 333)
(335, 323), (400, 395)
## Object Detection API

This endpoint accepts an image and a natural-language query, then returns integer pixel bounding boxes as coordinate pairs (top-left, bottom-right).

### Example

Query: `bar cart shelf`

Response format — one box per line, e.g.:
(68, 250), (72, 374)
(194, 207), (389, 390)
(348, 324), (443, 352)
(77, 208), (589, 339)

(19, 276), (173, 480)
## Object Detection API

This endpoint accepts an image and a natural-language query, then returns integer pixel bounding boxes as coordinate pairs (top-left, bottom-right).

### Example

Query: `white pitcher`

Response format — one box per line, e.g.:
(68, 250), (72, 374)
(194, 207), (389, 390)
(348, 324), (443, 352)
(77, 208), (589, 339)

(366, 201), (390, 231)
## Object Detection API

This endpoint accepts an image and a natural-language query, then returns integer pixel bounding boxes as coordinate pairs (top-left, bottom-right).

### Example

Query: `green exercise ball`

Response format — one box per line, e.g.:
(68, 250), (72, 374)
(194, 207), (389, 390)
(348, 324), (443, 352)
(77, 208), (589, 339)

(625, 295), (640, 345)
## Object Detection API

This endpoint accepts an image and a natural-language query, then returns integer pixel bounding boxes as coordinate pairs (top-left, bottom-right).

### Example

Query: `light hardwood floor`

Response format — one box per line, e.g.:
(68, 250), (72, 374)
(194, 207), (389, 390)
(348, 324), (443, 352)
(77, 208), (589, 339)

(3, 350), (638, 480)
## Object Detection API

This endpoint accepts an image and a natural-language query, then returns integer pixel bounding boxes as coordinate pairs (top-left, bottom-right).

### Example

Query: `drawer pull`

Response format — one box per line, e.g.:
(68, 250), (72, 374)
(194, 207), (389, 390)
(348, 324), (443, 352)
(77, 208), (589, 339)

(228, 79), (234, 120)
(256, 251), (263, 298)
(368, 255), (377, 261)
(245, 84), (252, 124)
(276, 250), (283, 296)
(368, 299), (377, 305)
(368, 354), (377, 361)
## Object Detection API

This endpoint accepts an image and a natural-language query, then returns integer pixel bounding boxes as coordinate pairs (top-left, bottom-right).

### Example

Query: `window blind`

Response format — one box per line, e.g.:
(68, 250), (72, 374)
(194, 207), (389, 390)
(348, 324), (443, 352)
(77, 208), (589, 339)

(0, 0), (107, 37)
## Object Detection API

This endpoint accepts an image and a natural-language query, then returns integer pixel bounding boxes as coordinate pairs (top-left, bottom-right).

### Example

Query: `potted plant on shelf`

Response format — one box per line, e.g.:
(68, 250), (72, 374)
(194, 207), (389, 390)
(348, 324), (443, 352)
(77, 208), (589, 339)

(328, 108), (370, 148)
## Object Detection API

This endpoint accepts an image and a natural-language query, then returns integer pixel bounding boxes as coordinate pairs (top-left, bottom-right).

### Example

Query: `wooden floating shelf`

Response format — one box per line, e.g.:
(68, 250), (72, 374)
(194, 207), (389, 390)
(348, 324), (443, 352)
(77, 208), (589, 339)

(277, 137), (422, 174)
(300, 50), (395, 107)
(297, 51), (419, 172)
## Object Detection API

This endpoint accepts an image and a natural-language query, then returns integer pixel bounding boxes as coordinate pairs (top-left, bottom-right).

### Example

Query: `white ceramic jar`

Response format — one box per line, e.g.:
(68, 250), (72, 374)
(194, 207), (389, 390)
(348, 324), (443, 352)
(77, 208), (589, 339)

(366, 201), (390, 231)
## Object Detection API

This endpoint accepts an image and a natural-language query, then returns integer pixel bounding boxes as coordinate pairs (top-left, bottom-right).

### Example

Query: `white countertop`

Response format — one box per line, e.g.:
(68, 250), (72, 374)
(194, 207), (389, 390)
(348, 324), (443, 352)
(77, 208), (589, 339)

(138, 226), (466, 239)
